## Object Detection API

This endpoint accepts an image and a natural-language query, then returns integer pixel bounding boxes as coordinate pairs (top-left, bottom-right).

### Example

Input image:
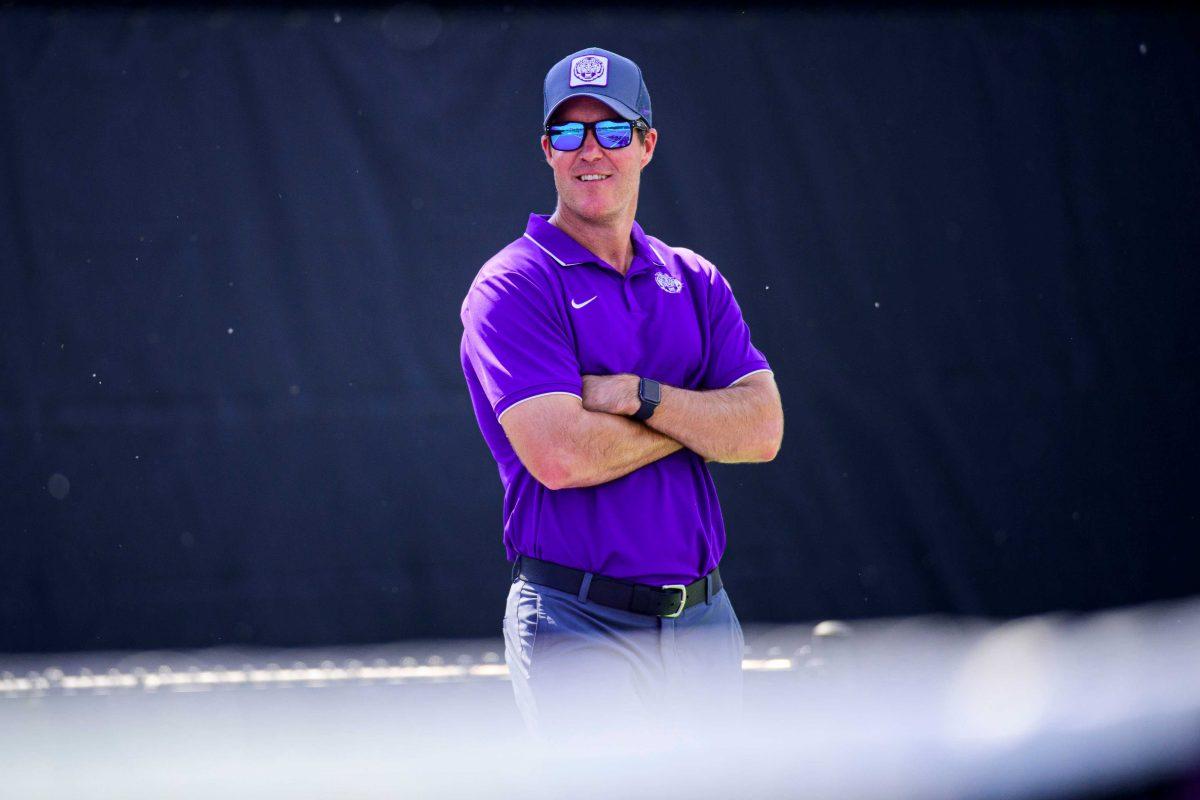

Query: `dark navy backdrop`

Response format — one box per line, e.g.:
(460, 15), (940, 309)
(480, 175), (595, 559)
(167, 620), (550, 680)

(2, 7), (1197, 652)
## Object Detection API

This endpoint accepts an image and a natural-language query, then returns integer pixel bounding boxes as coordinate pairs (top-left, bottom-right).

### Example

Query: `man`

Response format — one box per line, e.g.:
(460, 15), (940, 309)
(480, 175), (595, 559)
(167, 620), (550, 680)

(459, 47), (783, 741)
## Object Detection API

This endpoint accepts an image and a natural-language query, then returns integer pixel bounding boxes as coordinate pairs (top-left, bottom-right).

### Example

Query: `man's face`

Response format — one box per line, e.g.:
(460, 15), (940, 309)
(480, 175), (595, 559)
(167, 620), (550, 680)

(541, 96), (657, 225)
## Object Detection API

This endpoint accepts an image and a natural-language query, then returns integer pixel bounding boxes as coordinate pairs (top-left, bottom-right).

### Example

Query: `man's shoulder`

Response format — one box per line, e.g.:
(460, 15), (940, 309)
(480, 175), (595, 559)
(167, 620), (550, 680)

(477, 233), (556, 282)
(643, 233), (719, 280)
(462, 235), (557, 315)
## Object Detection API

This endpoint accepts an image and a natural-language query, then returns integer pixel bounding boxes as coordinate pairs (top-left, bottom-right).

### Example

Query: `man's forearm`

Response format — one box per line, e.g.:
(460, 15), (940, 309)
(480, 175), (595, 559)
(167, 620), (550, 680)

(580, 373), (782, 464)
(553, 409), (683, 489)
(646, 381), (781, 463)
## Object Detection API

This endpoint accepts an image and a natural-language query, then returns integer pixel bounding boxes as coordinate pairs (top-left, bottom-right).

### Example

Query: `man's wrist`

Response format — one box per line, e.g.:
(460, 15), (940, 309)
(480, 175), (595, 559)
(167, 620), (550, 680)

(630, 376), (663, 420)
(626, 374), (642, 416)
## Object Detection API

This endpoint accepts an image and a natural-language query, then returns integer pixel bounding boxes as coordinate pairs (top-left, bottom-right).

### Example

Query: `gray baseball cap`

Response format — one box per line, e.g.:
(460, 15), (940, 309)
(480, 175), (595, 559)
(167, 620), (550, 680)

(542, 47), (653, 128)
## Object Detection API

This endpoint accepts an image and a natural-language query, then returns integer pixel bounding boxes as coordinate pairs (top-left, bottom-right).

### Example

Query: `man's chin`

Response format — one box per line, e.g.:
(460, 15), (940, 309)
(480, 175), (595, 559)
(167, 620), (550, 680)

(562, 199), (624, 226)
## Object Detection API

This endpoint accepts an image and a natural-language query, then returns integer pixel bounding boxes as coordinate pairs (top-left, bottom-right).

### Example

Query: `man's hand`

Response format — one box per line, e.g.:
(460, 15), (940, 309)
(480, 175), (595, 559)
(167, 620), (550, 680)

(581, 373), (640, 417)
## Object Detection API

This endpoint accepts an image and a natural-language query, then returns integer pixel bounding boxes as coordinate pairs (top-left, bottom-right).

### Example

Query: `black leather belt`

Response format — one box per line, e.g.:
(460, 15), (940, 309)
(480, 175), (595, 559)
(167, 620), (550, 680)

(512, 555), (722, 618)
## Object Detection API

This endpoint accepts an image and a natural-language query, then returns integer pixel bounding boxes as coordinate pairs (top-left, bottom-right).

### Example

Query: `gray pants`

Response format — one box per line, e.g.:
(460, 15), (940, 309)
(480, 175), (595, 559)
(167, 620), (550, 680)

(502, 571), (745, 744)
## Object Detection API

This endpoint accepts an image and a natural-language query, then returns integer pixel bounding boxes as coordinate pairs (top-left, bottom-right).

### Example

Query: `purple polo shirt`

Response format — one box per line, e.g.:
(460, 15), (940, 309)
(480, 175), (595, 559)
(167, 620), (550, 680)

(460, 214), (772, 586)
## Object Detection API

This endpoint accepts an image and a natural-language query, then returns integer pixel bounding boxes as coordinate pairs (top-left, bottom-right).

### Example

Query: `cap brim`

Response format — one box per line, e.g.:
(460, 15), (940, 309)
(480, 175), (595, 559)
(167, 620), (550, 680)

(544, 92), (642, 126)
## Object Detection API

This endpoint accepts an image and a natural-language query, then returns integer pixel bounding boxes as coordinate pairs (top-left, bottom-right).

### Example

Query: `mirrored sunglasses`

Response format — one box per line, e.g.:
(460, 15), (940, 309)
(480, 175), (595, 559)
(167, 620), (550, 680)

(545, 119), (648, 151)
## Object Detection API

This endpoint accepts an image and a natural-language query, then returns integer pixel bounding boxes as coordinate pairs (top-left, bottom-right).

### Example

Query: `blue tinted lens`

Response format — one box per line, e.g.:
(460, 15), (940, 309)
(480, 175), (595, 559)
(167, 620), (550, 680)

(549, 123), (584, 151)
(595, 121), (633, 149)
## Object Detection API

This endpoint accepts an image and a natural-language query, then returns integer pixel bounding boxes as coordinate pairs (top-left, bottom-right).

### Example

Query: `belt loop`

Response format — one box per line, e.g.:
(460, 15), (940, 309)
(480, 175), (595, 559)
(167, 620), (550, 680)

(705, 572), (714, 605)
(511, 555), (521, 584)
(577, 572), (593, 603)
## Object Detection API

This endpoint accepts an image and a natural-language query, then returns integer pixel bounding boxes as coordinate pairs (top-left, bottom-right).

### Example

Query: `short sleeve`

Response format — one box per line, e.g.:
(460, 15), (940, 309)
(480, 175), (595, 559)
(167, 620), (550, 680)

(699, 256), (773, 390)
(461, 269), (582, 419)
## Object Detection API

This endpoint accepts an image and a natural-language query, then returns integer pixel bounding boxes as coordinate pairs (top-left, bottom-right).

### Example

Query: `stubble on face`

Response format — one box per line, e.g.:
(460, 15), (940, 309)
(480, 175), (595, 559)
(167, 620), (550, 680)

(542, 96), (653, 228)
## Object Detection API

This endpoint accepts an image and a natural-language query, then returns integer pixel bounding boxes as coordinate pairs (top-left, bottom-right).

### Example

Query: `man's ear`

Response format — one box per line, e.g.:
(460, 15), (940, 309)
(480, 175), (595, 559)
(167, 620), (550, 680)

(541, 134), (553, 165)
(640, 128), (658, 169)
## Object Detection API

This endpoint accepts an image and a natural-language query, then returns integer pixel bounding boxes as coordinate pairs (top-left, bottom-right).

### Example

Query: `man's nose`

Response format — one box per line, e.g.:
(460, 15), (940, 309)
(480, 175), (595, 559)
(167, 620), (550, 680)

(578, 128), (604, 160)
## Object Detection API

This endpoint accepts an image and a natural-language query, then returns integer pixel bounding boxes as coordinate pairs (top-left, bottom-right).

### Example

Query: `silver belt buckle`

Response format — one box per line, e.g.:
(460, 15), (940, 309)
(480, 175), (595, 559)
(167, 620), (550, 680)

(661, 583), (687, 618)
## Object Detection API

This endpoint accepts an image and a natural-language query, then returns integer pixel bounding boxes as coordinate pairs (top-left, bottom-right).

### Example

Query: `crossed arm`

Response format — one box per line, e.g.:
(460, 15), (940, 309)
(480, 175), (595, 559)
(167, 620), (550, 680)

(498, 372), (783, 490)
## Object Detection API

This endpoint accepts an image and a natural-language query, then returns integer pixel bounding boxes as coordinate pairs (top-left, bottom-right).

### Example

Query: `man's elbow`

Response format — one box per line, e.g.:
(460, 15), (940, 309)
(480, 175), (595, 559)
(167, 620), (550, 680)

(525, 451), (571, 490)
(751, 438), (780, 463)
(755, 415), (784, 462)
(525, 448), (588, 490)
(742, 382), (783, 463)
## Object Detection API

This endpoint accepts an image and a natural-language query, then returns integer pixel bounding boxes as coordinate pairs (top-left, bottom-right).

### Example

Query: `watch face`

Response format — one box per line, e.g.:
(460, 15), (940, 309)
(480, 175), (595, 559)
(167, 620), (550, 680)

(642, 379), (661, 404)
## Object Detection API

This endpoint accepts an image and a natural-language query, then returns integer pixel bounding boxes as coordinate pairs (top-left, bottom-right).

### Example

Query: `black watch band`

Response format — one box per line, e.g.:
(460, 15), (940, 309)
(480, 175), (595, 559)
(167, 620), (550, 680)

(632, 377), (661, 421)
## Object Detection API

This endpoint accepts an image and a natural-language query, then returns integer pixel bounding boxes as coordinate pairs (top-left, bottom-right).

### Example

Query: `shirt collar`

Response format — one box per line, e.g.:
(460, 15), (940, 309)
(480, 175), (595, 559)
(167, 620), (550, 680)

(523, 213), (665, 270)
(630, 219), (666, 268)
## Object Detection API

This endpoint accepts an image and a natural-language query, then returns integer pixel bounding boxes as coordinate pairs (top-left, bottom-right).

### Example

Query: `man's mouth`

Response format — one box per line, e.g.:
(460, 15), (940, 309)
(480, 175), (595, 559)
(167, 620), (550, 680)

(576, 174), (611, 182)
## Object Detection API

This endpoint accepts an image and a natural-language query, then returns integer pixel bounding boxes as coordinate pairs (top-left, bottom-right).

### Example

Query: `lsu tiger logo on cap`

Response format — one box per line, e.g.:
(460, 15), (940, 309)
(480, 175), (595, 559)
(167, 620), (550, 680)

(569, 54), (608, 87)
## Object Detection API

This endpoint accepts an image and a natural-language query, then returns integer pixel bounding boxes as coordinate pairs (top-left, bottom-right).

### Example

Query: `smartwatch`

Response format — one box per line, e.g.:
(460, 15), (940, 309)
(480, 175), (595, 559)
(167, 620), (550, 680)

(632, 377), (661, 421)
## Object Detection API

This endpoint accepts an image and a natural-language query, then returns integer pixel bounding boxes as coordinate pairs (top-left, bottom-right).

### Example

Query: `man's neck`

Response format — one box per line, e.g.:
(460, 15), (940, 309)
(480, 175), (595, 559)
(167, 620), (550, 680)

(548, 203), (637, 275)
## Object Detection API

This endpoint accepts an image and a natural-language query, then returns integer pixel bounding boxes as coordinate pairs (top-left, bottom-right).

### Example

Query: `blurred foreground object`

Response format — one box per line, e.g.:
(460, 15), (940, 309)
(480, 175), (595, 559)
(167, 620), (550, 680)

(2, 597), (1198, 799)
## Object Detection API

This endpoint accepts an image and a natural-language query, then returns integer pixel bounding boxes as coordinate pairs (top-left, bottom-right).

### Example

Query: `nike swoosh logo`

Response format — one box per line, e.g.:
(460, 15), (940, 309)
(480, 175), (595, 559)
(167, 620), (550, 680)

(571, 296), (598, 309)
